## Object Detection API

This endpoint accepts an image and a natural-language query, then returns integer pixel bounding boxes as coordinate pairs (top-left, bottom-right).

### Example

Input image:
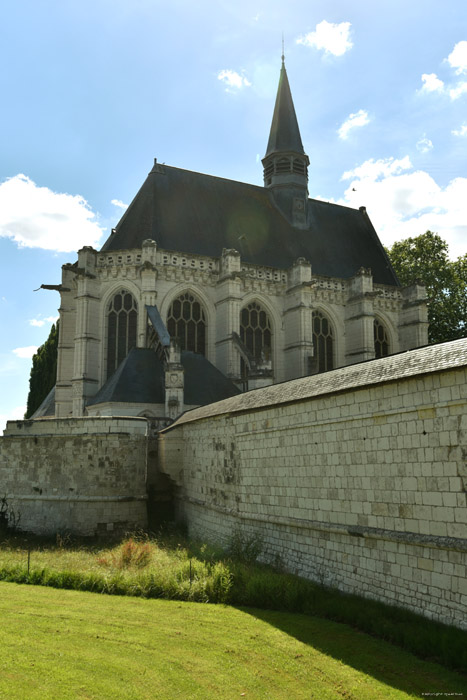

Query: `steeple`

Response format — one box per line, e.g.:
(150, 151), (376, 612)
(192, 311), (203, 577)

(262, 58), (309, 227)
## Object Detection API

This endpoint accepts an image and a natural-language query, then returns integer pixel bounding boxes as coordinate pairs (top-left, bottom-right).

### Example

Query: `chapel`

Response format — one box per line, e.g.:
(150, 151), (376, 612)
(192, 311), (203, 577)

(35, 58), (428, 422)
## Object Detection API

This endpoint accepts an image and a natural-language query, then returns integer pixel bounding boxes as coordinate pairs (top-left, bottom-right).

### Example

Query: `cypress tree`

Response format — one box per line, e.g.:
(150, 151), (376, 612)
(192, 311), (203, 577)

(25, 321), (59, 418)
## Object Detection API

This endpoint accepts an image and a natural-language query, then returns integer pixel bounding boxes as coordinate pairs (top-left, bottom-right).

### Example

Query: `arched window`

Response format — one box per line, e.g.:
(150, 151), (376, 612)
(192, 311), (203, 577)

(167, 292), (206, 355)
(240, 301), (272, 377)
(106, 290), (138, 378)
(311, 310), (334, 374)
(374, 319), (390, 358)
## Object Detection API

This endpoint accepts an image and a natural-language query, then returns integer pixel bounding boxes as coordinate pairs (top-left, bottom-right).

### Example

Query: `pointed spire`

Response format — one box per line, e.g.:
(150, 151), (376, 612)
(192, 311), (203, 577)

(262, 58), (309, 205)
(265, 60), (305, 158)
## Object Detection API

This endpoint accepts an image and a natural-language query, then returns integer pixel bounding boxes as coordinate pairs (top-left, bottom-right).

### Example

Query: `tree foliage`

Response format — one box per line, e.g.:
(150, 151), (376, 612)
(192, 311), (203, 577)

(25, 321), (59, 418)
(386, 231), (467, 344)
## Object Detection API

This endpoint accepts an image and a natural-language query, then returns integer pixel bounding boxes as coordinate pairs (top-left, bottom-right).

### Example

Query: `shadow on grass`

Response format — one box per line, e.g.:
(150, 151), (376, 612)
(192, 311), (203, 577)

(240, 605), (467, 697)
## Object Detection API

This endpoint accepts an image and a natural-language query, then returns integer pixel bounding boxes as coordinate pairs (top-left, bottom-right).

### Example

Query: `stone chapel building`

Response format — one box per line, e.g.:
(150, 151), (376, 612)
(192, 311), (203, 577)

(36, 58), (428, 422)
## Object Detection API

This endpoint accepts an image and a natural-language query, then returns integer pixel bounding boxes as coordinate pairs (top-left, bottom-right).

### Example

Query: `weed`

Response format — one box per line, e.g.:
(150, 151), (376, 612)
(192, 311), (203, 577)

(97, 538), (153, 569)
(228, 526), (263, 563)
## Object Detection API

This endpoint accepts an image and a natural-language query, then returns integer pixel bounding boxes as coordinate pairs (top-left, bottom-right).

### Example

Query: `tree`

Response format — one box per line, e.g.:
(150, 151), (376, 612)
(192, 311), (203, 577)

(25, 321), (59, 418)
(386, 231), (467, 344)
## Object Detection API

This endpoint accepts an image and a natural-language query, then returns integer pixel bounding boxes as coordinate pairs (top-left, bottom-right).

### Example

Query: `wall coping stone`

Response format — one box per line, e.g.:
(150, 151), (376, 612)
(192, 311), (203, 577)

(164, 338), (467, 429)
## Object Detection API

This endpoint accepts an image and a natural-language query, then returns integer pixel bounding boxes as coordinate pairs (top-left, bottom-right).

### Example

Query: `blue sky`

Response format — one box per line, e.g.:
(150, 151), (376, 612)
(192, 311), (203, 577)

(1, 0), (466, 429)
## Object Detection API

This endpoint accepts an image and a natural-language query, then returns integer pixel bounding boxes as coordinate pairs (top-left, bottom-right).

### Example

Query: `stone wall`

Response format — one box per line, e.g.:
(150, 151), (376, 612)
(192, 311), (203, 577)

(159, 341), (467, 629)
(0, 417), (148, 536)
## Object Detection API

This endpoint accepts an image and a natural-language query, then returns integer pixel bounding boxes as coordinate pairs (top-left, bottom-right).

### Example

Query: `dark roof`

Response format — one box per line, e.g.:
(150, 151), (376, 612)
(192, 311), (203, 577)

(87, 348), (240, 408)
(265, 61), (305, 157)
(182, 351), (241, 405)
(87, 348), (165, 406)
(30, 386), (55, 419)
(101, 164), (398, 285)
(164, 337), (467, 430)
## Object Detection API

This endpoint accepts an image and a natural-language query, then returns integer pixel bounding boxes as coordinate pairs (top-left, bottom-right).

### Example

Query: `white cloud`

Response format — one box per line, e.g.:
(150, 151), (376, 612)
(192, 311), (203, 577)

(0, 174), (104, 252)
(111, 199), (128, 210)
(416, 136), (433, 153)
(420, 73), (444, 93)
(217, 69), (251, 91)
(297, 20), (353, 57)
(452, 123), (467, 137)
(338, 109), (370, 140)
(13, 346), (38, 359)
(29, 315), (59, 327)
(341, 156), (412, 182)
(338, 156), (467, 259)
(449, 81), (467, 100)
(447, 40), (467, 75)
(0, 405), (26, 429)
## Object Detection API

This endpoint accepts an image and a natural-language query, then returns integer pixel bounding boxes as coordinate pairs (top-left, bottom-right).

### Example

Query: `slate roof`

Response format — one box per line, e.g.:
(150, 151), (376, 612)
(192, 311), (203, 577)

(86, 348), (240, 408)
(163, 338), (467, 430)
(101, 164), (398, 285)
(30, 386), (56, 419)
(265, 60), (305, 157)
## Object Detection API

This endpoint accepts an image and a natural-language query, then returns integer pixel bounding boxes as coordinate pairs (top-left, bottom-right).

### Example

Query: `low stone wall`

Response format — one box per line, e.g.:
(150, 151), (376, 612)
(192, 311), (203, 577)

(0, 417), (148, 536)
(159, 342), (467, 629)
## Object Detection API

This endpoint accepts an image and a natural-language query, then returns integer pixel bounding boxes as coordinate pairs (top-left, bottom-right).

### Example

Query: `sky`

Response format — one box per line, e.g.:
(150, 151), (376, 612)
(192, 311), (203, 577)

(1, 0), (467, 430)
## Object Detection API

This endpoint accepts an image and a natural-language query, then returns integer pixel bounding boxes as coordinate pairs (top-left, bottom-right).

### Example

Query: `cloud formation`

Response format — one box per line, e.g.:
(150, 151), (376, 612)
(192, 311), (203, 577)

(217, 69), (251, 91)
(0, 175), (104, 252)
(416, 136), (433, 153)
(446, 40), (467, 74)
(13, 346), (38, 359)
(29, 315), (59, 328)
(339, 157), (467, 258)
(420, 73), (444, 93)
(338, 109), (370, 140)
(111, 199), (128, 210)
(420, 42), (467, 100)
(452, 123), (467, 137)
(296, 20), (353, 57)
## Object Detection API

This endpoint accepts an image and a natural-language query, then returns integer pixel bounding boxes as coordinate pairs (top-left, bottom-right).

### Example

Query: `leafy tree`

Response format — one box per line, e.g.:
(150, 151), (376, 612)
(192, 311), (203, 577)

(25, 321), (59, 418)
(386, 231), (467, 344)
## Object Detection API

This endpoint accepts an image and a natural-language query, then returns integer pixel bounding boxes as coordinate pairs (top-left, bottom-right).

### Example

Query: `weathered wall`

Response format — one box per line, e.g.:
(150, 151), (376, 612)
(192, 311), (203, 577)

(0, 417), (148, 536)
(159, 348), (467, 629)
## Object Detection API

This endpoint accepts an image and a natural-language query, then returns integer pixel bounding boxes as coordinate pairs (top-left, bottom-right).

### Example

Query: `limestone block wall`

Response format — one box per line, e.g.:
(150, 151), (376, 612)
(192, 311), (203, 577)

(0, 417), (148, 536)
(159, 350), (467, 629)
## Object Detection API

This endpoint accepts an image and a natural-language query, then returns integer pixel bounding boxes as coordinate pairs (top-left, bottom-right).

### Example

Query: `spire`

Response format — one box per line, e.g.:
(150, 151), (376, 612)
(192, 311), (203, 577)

(265, 60), (305, 158)
(262, 59), (309, 200)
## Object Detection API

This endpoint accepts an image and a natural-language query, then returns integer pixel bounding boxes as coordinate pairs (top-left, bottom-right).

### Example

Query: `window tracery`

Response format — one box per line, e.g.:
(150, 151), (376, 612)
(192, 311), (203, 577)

(166, 292), (206, 355)
(239, 301), (272, 378)
(106, 290), (138, 378)
(374, 319), (390, 358)
(310, 310), (334, 374)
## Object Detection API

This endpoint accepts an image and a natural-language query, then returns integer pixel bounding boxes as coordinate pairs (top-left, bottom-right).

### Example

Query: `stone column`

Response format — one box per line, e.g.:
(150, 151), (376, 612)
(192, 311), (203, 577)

(284, 258), (314, 380)
(165, 341), (184, 419)
(399, 284), (428, 350)
(139, 239), (158, 347)
(71, 247), (101, 416)
(215, 248), (243, 380)
(55, 264), (77, 417)
(345, 268), (375, 365)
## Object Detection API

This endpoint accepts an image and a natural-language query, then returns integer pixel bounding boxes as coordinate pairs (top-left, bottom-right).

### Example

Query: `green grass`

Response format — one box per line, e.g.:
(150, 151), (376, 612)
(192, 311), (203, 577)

(1, 532), (466, 676)
(1, 581), (466, 700)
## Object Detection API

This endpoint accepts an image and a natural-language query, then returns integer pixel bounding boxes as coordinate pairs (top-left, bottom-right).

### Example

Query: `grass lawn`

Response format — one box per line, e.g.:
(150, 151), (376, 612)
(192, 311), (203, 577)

(1, 581), (466, 700)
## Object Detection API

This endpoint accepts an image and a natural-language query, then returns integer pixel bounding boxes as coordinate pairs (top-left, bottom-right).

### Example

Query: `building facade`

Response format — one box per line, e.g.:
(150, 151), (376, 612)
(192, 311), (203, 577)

(40, 58), (427, 421)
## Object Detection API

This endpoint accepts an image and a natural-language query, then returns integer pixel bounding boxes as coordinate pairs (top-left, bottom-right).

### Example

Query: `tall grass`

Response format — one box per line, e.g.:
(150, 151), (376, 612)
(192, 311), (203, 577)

(1, 531), (466, 673)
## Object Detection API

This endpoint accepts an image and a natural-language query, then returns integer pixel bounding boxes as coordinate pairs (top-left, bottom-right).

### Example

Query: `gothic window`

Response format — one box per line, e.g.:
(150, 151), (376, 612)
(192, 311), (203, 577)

(240, 301), (272, 377)
(311, 311), (334, 374)
(374, 319), (390, 358)
(106, 290), (138, 378)
(167, 292), (206, 355)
